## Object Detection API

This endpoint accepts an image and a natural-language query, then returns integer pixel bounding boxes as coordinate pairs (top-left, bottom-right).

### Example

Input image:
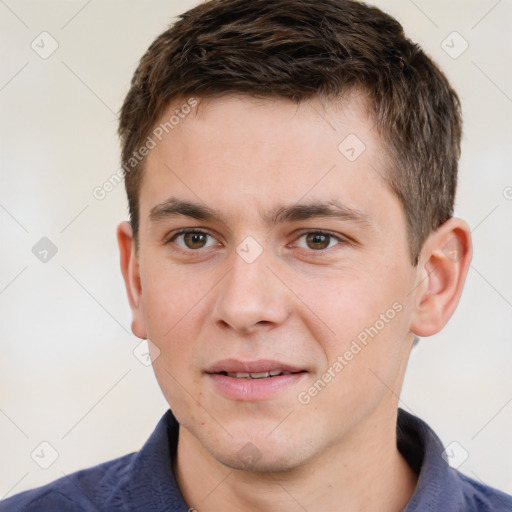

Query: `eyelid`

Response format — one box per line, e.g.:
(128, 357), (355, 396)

(163, 227), (351, 252)
(291, 229), (350, 247)
(165, 228), (221, 248)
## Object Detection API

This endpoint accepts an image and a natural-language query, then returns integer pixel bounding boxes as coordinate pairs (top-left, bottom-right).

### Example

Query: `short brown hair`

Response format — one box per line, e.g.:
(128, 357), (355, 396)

(119, 0), (462, 264)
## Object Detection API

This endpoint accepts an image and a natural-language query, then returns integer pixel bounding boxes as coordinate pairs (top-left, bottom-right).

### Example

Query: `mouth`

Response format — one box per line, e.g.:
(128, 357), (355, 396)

(205, 359), (307, 401)
(206, 359), (306, 377)
(218, 370), (301, 379)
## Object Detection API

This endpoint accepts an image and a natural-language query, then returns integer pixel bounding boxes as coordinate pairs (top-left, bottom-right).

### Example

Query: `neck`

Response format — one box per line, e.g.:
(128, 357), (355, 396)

(174, 405), (417, 512)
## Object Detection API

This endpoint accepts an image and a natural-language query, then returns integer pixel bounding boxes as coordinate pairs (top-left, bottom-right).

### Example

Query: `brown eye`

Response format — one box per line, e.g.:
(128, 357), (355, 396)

(184, 232), (208, 249)
(306, 233), (331, 250)
(172, 231), (217, 250)
(295, 231), (341, 251)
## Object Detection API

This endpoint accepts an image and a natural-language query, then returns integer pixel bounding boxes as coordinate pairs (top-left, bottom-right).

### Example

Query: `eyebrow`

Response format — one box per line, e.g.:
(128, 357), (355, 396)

(149, 197), (373, 229)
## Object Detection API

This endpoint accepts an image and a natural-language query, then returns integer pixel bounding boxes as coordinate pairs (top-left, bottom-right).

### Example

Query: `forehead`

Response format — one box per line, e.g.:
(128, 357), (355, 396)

(139, 93), (398, 227)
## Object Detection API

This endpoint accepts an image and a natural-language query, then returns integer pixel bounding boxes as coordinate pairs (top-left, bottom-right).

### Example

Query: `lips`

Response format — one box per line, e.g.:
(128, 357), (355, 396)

(205, 359), (307, 401)
(223, 370), (295, 379)
(206, 359), (305, 375)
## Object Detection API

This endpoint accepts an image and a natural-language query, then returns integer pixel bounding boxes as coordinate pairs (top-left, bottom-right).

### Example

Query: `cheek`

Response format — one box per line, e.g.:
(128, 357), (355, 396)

(144, 266), (208, 417)
(291, 270), (397, 345)
(292, 263), (412, 380)
(152, 359), (207, 435)
(141, 257), (210, 339)
(140, 262), (214, 399)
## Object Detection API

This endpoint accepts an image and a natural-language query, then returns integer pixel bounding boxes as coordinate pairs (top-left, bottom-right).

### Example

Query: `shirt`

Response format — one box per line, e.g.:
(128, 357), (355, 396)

(1, 409), (510, 511)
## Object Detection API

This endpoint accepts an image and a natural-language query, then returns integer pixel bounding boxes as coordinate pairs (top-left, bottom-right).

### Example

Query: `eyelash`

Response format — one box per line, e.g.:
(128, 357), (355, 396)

(166, 228), (348, 253)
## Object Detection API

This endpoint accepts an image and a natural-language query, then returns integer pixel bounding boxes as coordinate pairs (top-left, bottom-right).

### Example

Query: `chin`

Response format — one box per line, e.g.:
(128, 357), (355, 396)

(204, 432), (314, 474)
(213, 447), (304, 473)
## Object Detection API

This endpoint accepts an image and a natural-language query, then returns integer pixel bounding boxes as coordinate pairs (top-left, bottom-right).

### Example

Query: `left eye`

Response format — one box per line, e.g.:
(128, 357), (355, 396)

(294, 232), (341, 251)
(172, 231), (219, 250)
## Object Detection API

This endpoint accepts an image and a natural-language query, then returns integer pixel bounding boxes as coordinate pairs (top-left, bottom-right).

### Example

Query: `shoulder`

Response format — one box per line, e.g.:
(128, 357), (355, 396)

(0, 410), (186, 512)
(0, 453), (134, 512)
(454, 470), (512, 512)
(397, 409), (512, 511)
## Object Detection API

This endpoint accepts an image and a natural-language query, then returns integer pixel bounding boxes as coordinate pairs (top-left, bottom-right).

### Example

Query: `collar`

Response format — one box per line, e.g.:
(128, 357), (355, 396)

(123, 408), (504, 511)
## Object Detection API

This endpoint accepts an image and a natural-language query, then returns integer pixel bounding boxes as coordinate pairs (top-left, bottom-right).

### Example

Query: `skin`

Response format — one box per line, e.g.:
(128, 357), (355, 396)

(118, 94), (472, 511)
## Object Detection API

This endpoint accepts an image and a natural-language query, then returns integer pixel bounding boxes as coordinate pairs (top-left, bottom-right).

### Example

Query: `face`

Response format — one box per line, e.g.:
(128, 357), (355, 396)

(125, 94), (420, 472)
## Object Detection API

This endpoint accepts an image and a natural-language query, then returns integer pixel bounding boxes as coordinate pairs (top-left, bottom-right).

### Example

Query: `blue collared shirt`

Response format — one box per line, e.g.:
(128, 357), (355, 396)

(1, 409), (510, 511)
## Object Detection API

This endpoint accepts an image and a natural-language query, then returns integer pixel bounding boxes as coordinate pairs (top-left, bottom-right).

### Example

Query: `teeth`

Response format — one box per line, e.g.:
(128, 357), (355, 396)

(250, 372), (270, 379)
(225, 371), (291, 379)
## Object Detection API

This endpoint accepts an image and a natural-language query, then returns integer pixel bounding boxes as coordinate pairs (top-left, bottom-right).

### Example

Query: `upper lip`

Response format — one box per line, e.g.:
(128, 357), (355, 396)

(206, 359), (306, 374)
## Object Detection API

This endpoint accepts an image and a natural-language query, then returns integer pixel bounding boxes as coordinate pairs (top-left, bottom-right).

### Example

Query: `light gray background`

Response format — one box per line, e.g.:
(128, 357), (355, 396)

(1, 0), (511, 498)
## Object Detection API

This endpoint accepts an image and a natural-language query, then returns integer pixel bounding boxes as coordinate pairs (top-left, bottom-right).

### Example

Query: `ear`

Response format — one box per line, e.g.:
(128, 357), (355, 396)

(117, 221), (147, 339)
(410, 218), (472, 337)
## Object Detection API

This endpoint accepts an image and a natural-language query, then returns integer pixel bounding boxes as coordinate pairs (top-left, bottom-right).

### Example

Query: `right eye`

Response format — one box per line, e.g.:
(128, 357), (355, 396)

(169, 230), (220, 250)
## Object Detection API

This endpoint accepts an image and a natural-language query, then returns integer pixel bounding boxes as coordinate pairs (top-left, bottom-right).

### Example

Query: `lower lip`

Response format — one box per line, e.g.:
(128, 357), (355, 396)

(207, 373), (307, 401)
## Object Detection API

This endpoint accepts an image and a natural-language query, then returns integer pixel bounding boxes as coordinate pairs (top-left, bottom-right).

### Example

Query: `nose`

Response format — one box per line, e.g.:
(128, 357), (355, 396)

(211, 248), (291, 335)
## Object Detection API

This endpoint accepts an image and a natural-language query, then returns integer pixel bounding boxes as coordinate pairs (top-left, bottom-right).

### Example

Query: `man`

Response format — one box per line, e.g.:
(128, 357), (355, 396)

(1, 0), (510, 510)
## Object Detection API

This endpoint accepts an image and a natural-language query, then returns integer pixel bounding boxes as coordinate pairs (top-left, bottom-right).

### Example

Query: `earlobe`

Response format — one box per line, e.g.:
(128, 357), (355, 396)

(117, 222), (147, 339)
(410, 218), (472, 337)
